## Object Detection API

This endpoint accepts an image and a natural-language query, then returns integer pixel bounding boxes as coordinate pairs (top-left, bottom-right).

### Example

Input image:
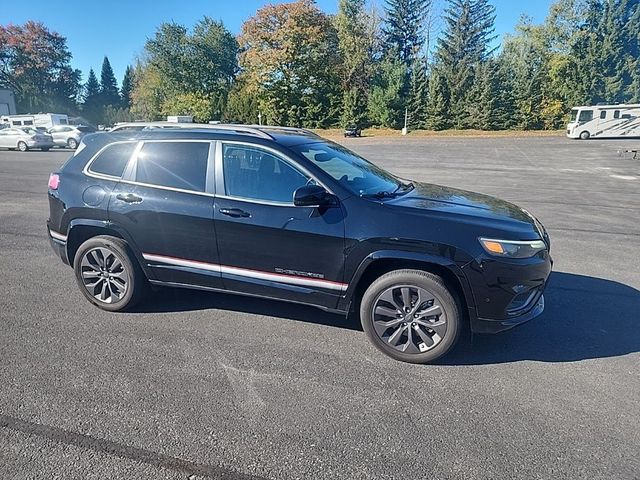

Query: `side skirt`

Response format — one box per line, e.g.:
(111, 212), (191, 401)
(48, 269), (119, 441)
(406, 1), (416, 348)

(148, 279), (349, 316)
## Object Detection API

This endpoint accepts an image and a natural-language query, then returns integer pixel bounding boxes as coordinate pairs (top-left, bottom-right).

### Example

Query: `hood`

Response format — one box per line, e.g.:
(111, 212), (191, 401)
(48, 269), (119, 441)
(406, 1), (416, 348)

(386, 182), (541, 235)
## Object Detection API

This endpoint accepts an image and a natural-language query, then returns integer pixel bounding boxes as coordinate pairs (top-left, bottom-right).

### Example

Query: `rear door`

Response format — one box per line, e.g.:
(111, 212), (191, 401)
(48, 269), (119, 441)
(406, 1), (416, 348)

(213, 141), (346, 310)
(109, 139), (222, 289)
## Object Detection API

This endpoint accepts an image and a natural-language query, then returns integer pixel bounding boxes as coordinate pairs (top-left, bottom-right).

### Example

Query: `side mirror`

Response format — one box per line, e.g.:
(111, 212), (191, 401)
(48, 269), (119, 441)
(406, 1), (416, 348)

(293, 184), (337, 207)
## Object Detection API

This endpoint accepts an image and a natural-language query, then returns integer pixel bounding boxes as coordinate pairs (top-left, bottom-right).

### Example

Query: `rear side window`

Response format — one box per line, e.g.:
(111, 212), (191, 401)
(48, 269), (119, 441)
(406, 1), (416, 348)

(89, 142), (136, 178)
(135, 141), (209, 192)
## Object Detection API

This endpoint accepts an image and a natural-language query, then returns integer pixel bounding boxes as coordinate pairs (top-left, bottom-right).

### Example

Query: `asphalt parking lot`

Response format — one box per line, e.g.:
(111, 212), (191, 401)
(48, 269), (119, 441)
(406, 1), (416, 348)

(1, 135), (639, 479)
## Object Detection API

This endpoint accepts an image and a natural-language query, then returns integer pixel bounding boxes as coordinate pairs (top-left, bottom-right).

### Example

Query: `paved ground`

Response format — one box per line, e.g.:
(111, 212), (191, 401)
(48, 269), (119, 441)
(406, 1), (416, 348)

(1, 136), (639, 480)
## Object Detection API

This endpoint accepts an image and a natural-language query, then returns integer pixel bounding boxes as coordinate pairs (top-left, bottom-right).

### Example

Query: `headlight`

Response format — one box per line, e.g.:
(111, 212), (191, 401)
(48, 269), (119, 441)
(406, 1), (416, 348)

(479, 238), (546, 259)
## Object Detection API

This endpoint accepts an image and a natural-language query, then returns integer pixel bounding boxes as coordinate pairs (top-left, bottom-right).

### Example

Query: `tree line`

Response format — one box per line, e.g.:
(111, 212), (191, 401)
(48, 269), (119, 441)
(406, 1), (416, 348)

(1, 0), (639, 130)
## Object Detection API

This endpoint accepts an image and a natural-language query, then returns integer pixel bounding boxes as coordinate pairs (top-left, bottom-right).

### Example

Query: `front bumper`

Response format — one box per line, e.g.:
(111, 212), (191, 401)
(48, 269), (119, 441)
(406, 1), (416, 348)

(463, 250), (552, 334)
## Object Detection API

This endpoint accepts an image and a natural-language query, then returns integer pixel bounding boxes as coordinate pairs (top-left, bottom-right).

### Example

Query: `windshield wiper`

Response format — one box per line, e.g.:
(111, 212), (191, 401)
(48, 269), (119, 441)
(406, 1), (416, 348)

(362, 182), (415, 199)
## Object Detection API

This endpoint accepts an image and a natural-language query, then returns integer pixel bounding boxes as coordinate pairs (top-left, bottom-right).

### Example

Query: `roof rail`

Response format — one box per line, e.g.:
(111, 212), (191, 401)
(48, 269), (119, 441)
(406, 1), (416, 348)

(245, 124), (320, 137)
(109, 121), (273, 139)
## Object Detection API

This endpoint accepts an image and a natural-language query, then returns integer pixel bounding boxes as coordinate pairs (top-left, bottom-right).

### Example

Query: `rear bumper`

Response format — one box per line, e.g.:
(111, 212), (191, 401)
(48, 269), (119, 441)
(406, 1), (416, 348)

(47, 225), (70, 266)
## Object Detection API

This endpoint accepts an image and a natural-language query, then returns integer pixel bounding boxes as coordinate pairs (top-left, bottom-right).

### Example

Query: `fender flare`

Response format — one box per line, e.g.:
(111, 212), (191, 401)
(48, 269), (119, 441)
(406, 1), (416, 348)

(339, 249), (476, 314)
(66, 219), (149, 275)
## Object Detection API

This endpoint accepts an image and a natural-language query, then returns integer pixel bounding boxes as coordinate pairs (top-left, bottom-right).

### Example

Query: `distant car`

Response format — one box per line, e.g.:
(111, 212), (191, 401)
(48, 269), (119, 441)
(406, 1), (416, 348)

(344, 125), (362, 137)
(0, 127), (54, 152)
(48, 125), (95, 149)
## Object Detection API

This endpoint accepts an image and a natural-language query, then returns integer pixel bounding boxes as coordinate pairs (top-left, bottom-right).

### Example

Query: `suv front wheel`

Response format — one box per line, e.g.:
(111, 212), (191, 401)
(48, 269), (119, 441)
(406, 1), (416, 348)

(360, 269), (461, 363)
(73, 235), (146, 311)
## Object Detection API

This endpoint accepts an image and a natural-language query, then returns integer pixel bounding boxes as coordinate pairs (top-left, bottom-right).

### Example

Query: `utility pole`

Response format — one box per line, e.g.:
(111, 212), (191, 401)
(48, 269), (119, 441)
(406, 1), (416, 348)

(258, 111), (262, 125)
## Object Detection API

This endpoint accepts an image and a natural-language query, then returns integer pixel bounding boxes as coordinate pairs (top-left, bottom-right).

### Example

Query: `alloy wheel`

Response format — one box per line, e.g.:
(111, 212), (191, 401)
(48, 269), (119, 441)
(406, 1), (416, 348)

(371, 285), (447, 354)
(80, 247), (129, 304)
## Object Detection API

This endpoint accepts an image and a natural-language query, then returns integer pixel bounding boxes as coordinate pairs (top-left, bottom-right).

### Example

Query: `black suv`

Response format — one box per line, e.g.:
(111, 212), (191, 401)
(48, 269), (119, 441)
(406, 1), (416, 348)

(47, 125), (552, 363)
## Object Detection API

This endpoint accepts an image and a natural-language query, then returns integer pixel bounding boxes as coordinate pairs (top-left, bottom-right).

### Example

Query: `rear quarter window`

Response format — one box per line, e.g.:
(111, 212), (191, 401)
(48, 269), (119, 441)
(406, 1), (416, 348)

(88, 142), (136, 178)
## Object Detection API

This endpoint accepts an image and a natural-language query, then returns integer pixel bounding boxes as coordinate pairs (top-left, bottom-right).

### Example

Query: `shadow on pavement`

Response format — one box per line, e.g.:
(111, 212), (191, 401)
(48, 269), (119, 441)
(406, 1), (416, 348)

(441, 271), (640, 365)
(135, 271), (640, 364)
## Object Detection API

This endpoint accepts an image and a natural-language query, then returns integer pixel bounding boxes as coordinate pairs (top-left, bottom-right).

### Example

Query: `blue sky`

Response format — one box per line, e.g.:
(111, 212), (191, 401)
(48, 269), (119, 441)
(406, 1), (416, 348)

(3, 0), (553, 86)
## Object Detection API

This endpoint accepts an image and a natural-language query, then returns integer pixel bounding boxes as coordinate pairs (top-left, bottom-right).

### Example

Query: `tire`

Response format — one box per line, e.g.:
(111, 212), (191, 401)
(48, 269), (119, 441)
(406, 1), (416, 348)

(41, 147), (50, 152)
(73, 235), (147, 312)
(579, 131), (590, 140)
(17, 141), (28, 152)
(360, 269), (461, 364)
(67, 138), (78, 149)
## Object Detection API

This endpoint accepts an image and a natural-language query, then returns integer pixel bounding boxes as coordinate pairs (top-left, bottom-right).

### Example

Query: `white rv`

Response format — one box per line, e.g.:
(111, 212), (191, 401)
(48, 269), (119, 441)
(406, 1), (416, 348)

(566, 104), (640, 139)
(1, 113), (69, 130)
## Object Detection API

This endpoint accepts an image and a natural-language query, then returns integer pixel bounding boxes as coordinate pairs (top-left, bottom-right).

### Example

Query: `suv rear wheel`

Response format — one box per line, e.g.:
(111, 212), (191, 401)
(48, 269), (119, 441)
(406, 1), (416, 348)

(360, 269), (460, 363)
(73, 235), (146, 311)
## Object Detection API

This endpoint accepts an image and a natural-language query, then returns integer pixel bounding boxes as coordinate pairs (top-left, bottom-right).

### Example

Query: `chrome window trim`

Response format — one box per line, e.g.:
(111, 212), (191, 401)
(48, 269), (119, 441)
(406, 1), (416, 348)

(216, 140), (334, 206)
(83, 140), (139, 181)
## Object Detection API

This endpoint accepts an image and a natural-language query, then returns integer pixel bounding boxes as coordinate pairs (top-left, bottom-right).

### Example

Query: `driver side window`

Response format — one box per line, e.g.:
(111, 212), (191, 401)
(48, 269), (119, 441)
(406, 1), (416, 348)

(222, 144), (310, 203)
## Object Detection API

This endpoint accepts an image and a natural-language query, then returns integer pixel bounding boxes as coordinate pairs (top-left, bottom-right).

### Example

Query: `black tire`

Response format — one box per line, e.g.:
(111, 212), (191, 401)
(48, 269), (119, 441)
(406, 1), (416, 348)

(360, 269), (461, 364)
(41, 147), (50, 152)
(73, 235), (147, 312)
(67, 138), (78, 149)
(17, 141), (28, 152)
(579, 130), (590, 140)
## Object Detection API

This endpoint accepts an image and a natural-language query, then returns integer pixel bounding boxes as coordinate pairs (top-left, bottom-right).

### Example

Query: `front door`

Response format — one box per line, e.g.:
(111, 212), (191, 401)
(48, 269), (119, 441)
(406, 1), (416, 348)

(109, 139), (222, 289)
(213, 141), (346, 310)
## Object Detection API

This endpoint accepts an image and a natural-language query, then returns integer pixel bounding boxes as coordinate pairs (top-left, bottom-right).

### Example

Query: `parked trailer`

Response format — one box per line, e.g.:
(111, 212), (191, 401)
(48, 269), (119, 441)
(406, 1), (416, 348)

(567, 104), (640, 139)
(1, 113), (69, 130)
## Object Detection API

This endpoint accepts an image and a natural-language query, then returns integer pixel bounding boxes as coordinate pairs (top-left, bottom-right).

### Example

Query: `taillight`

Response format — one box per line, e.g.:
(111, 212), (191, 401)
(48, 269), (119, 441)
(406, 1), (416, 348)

(48, 173), (60, 190)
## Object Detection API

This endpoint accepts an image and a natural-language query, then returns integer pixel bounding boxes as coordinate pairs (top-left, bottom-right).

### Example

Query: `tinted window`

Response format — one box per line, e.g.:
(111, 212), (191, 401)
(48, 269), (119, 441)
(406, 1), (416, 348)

(223, 144), (309, 203)
(614, 110), (620, 119)
(600, 110), (606, 119)
(578, 110), (593, 122)
(293, 142), (401, 196)
(77, 126), (95, 133)
(135, 141), (209, 192)
(90, 142), (136, 178)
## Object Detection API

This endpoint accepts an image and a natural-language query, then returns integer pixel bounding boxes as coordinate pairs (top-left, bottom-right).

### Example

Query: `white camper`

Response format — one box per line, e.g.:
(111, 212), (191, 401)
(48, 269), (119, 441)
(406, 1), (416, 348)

(1, 113), (69, 130)
(566, 104), (640, 139)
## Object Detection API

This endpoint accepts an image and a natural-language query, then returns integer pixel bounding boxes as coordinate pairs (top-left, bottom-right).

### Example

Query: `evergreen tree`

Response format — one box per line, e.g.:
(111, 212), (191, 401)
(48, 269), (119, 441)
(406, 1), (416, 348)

(99, 56), (120, 106)
(433, 0), (497, 128)
(82, 68), (102, 124)
(367, 56), (406, 128)
(120, 65), (134, 107)
(425, 68), (451, 130)
(336, 0), (374, 127)
(406, 58), (429, 129)
(382, 0), (431, 64)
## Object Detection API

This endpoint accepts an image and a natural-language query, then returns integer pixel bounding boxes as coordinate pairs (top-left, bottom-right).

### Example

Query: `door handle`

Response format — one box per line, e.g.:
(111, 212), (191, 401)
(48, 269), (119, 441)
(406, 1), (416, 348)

(116, 193), (143, 204)
(219, 207), (251, 218)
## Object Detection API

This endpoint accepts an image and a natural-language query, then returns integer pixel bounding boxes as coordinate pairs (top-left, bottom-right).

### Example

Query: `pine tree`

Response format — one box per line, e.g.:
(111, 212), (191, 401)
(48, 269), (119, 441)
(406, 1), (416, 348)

(406, 58), (429, 129)
(425, 68), (451, 130)
(120, 65), (134, 107)
(434, 0), (497, 128)
(382, 0), (431, 64)
(367, 56), (407, 128)
(82, 68), (102, 124)
(100, 56), (120, 106)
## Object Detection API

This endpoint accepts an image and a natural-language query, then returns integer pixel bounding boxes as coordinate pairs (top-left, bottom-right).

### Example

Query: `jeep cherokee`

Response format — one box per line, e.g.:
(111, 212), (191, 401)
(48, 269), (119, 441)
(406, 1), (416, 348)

(47, 125), (552, 363)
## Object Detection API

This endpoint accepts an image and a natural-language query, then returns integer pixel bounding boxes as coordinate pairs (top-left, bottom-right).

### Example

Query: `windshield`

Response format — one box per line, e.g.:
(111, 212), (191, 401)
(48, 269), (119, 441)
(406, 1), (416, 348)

(570, 109), (578, 122)
(293, 141), (408, 197)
